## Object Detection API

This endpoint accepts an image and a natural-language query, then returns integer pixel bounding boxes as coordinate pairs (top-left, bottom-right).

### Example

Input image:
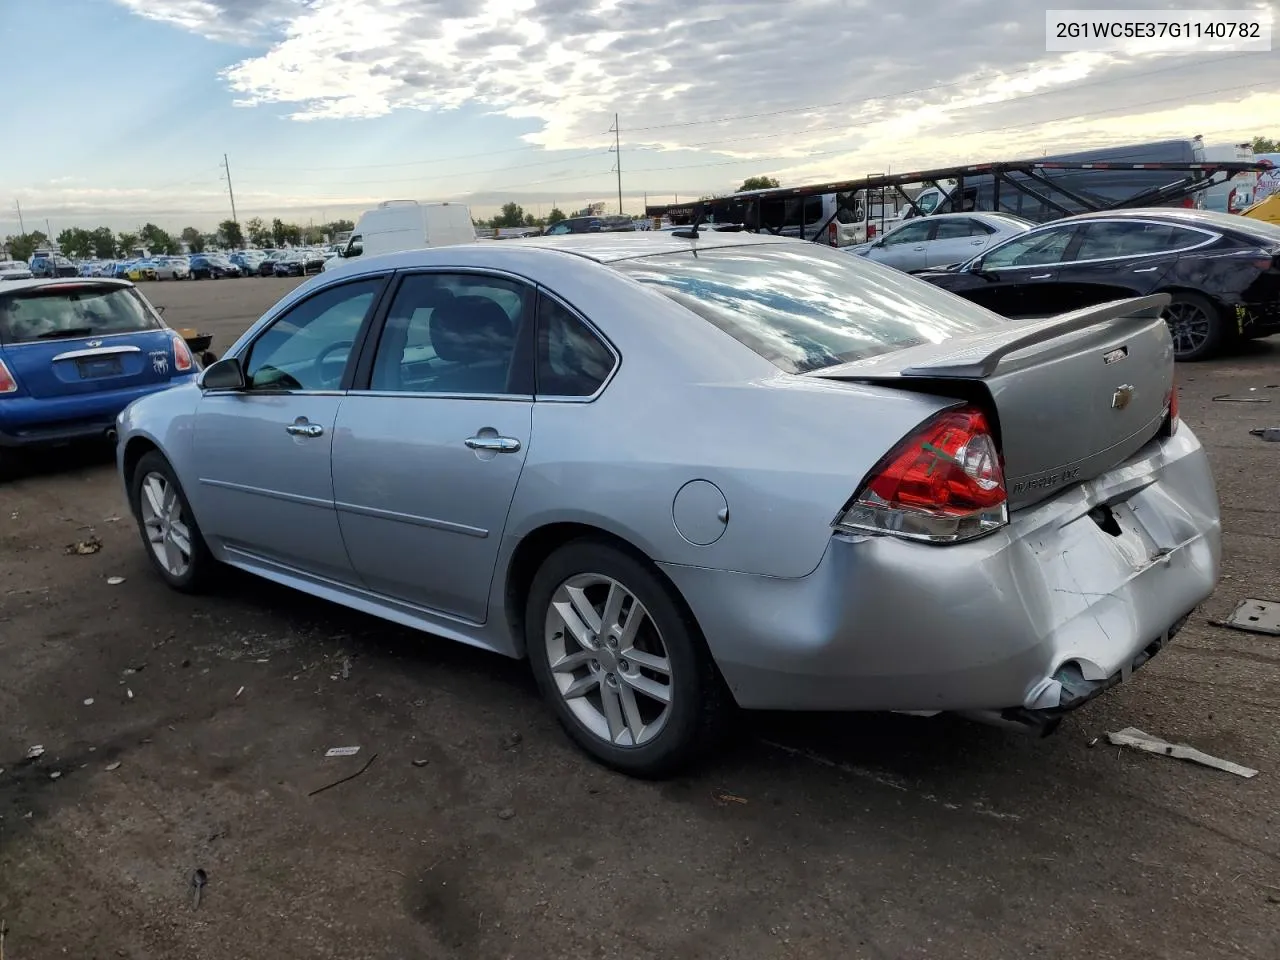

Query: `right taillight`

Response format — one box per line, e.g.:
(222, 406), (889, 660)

(1162, 372), (1180, 436)
(835, 406), (1008, 544)
(0, 359), (17, 395)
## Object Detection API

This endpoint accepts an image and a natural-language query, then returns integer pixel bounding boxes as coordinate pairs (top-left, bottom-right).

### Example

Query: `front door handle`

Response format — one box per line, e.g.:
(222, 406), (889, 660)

(1132, 267), (1159, 273)
(286, 419), (324, 438)
(1028, 273), (1052, 280)
(465, 435), (521, 453)
(971, 239), (985, 245)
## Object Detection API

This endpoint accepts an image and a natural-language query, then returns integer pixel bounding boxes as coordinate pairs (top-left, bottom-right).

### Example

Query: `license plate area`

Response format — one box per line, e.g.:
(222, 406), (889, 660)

(77, 355), (123, 379)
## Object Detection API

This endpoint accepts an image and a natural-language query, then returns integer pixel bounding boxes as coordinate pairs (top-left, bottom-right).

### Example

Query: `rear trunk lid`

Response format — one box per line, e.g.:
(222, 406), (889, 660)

(0, 282), (181, 399)
(809, 295), (1175, 510)
(4, 329), (179, 399)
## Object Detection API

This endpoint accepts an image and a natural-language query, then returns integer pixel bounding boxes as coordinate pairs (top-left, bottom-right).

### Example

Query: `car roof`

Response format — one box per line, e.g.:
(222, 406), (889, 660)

(0, 277), (132, 295)
(504, 230), (800, 263)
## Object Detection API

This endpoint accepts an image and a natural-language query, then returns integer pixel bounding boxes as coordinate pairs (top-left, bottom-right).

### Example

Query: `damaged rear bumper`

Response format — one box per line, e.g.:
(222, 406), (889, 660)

(659, 428), (1220, 721)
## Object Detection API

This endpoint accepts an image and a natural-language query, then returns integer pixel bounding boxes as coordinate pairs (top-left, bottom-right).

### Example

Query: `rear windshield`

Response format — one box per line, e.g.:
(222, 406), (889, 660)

(613, 244), (1007, 373)
(0, 285), (163, 344)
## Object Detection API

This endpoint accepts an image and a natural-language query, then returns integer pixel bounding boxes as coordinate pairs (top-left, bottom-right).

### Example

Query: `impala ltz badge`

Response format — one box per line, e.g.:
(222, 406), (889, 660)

(1102, 346), (1128, 365)
(1112, 384), (1134, 410)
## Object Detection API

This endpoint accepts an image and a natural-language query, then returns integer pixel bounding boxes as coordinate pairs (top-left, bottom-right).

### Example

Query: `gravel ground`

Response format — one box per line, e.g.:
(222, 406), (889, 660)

(1, 277), (1278, 960)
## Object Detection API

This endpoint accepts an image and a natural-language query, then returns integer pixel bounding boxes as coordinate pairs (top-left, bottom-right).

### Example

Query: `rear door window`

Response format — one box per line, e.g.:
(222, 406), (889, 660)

(1072, 221), (1210, 260)
(613, 245), (1005, 374)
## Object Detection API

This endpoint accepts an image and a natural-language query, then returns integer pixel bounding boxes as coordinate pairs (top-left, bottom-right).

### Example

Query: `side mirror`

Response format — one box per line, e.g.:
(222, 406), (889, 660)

(199, 357), (246, 391)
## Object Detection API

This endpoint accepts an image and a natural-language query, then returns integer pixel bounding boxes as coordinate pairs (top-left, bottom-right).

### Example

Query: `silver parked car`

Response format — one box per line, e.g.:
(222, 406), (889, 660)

(848, 212), (1033, 272)
(115, 233), (1219, 776)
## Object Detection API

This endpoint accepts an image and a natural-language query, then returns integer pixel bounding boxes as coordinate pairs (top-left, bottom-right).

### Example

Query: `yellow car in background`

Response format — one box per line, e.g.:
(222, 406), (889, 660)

(125, 260), (158, 282)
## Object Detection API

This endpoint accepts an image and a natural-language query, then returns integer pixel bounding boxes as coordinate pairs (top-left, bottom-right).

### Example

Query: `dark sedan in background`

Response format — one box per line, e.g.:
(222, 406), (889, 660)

(919, 209), (1280, 361)
(188, 254), (243, 280)
(271, 250), (326, 277)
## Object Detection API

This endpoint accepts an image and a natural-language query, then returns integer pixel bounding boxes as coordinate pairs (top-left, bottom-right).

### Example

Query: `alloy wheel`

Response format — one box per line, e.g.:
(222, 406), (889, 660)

(138, 471), (193, 578)
(544, 573), (673, 747)
(1163, 300), (1212, 357)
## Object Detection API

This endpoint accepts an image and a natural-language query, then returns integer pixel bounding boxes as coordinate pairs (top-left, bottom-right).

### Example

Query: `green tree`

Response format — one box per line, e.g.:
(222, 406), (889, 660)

(323, 219), (355, 236)
(89, 227), (116, 260)
(116, 232), (139, 257)
(492, 202), (526, 228)
(523, 212), (539, 227)
(181, 226), (205, 253)
(245, 217), (271, 247)
(302, 224), (326, 245)
(56, 227), (93, 259)
(219, 219), (245, 249)
(4, 231), (48, 262)
(737, 176), (780, 192)
(546, 207), (566, 224)
(271, 218), (287, 247)
(139, 222), (179, 255)
(1253, 136), (1278, 154)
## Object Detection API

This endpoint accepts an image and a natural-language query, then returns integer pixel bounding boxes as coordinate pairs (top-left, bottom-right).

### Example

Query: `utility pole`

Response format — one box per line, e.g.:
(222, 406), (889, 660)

(221, 153), (239, 225)
(609, 113), (623, 215)
(15, 199), (25, 234)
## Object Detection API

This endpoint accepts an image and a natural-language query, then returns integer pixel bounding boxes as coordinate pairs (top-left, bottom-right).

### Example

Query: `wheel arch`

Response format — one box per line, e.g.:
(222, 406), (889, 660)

(502, 521), (703, 659)
(121, 435), (160, 492)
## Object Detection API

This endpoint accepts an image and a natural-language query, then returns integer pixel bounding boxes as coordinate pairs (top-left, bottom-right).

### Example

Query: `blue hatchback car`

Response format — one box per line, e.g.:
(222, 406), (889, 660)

(0, 278), (199, 452)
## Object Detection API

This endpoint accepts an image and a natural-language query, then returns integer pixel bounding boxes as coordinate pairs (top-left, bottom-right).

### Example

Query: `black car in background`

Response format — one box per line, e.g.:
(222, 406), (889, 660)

(272, 250), (326, 277)
(918, 209), (1280, 361)
(29, 253), (78, 278)
(188, 254), (242, 280)
(258, 251), (285, 276)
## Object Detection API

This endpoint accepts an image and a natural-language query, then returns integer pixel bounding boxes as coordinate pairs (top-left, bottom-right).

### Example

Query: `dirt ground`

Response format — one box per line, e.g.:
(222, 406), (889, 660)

(2, 276), (1279, 960)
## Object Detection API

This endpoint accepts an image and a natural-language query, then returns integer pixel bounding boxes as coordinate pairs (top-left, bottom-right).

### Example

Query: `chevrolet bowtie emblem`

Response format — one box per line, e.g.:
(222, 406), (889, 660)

(1112, 384), (1135, 410)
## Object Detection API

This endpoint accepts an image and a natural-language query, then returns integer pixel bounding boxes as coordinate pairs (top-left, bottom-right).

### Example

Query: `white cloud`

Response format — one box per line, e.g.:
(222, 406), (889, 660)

(24, 0), (1280, 228)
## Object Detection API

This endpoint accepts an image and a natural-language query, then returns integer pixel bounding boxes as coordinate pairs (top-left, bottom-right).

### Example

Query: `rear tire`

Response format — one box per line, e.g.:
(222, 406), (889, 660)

(129, 451), (216, 593)
(525, 539), (731, 778)
(1162, 292), (1228, 362)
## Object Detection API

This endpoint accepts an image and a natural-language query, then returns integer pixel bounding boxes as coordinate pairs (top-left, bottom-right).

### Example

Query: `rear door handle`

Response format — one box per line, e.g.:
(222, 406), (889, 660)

(285, 419), (324, 438)
(465, 435), (521, 452)
(1132, 267), (1159, 273)
(970, 239), (985, 245)
(912, 245), (926, 251)
(1028, 273), (1053, 280)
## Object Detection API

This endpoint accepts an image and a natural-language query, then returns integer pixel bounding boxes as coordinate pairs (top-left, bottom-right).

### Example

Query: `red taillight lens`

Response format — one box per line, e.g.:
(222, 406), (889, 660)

(171, 335), (193, 373)
(1180, 197), (1195, 208)
(0, 359), (17, 394)
(836, 406), (1008, 543)
(867, 223), (878, 240)
(1163, 374), (1180, 436)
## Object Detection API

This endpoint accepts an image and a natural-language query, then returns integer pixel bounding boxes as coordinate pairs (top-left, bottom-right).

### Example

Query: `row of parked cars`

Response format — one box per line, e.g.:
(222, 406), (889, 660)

(0, 248), (336, 286)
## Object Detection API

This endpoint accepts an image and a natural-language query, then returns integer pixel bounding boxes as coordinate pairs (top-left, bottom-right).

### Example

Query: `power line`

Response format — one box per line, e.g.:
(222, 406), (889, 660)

(243, 149), (612, 187)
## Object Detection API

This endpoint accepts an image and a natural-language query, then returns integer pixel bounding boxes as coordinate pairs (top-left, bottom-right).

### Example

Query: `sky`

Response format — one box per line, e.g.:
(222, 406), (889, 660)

(1, 0), (1278, 234)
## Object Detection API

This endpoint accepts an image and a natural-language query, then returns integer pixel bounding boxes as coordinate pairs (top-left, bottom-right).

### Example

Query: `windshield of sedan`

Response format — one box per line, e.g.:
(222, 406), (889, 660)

(0, 284), (164, 344)
(613, 244), (1006, 373)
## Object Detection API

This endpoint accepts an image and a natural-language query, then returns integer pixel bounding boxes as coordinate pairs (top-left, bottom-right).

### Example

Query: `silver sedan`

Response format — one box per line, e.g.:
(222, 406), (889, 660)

(115, 232), (1220, 776)
(848, 212), (1033, 272)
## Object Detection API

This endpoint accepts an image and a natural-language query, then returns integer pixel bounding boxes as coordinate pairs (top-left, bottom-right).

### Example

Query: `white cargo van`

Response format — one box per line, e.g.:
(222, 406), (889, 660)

(325, 200), (476, 271)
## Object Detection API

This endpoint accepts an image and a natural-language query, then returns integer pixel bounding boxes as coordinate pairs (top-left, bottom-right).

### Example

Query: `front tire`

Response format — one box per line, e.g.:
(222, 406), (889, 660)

(129, 451), (215, 593)
(1163, 292), (1229, 362)
(525, 539), (730, 777)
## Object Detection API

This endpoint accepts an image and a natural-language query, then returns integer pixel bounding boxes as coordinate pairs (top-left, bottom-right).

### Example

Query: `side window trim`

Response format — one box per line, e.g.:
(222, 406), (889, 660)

(347, 267), (537, 399)
(1060, 218), (1220, 266)
(534, 287), (621, 403)
(234, 273), (392, 395)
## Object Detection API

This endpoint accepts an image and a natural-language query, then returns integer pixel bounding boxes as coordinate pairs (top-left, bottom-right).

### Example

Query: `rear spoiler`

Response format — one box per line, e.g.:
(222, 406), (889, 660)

(809, 294), (1170, 381)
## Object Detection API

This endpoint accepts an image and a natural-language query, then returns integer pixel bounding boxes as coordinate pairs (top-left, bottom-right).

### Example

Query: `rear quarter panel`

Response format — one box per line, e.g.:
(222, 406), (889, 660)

(495, 258), (955, 579)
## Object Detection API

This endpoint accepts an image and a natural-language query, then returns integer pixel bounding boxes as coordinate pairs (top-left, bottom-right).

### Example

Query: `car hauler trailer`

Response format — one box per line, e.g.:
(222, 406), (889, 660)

(648, 154), (1266, 248)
